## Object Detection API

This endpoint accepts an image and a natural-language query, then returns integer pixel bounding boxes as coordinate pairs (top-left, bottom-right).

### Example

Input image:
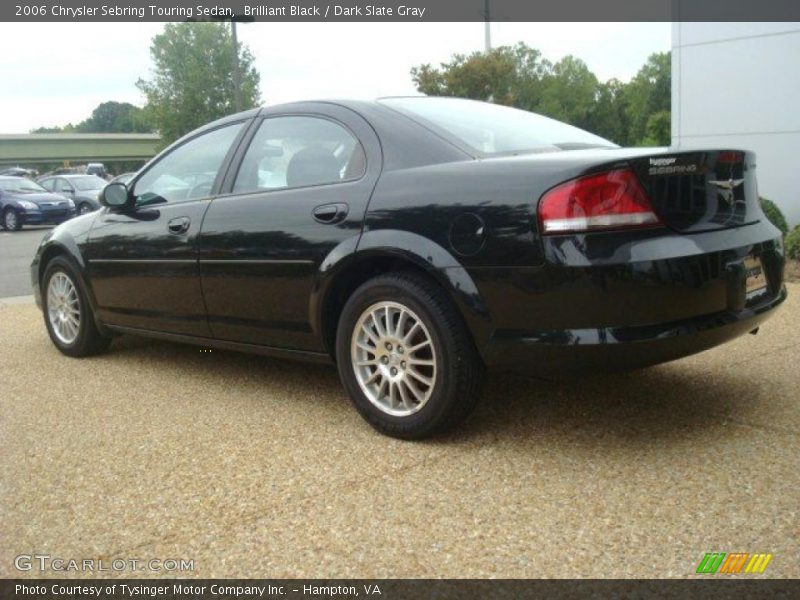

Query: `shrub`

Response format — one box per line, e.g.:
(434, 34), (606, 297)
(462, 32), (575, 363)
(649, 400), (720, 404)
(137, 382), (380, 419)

(760, 197), (788, 235)
(786, 226), (800, 260)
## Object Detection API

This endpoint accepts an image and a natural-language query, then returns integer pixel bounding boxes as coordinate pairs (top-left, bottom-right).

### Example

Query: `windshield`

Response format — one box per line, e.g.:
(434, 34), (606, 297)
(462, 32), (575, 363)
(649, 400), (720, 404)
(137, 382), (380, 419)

(70, 175), (106, 191)
(0, 177), (47, 193)
(380, 97), (617, 156)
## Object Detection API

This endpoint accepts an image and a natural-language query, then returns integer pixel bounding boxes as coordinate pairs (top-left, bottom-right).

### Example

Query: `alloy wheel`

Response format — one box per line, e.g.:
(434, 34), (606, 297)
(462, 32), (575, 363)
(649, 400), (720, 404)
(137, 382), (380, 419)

(4, 210), (17, 230)
(47, 271), (81, 345)
(350, 300), (437, 417)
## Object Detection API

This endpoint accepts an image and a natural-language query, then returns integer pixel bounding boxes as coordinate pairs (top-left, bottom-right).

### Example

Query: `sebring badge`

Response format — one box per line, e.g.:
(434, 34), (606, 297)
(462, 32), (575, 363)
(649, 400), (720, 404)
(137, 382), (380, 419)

(648, 156), (699, 175)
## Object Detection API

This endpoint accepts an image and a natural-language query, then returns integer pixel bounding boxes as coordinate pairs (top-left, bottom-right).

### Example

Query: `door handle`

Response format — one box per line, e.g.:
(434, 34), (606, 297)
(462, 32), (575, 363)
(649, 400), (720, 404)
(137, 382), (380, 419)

(312, 203), (348, 224)
(167, 216), (191, 234)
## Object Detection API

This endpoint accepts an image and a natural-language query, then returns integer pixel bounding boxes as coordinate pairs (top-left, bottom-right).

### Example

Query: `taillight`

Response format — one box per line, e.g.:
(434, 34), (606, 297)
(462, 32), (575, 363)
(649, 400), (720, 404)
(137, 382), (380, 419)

(717, 151), (743, 164)
(538, 169), (662, 234)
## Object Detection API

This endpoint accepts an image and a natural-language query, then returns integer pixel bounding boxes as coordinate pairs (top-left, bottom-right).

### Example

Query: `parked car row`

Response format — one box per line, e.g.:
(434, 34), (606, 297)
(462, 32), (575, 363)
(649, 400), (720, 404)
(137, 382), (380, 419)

(0, 176), (77, 230)
(0, 173), (112, 230)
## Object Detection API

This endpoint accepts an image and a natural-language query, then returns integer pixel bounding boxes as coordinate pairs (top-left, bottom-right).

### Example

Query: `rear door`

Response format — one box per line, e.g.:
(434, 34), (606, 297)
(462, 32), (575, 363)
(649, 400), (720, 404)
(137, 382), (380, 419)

(199, 104), (382, 351)
(86, 120), (250, 336)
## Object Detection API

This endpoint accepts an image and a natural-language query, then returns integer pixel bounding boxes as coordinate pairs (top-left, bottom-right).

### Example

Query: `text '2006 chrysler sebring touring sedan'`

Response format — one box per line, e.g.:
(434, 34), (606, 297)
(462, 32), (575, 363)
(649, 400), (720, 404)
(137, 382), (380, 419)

(31, 97), (786, 438)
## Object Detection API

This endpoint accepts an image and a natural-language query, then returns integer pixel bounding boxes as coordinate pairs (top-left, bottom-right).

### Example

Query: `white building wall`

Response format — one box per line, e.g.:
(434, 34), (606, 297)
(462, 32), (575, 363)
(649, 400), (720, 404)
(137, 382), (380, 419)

(672, 22), (800, 227)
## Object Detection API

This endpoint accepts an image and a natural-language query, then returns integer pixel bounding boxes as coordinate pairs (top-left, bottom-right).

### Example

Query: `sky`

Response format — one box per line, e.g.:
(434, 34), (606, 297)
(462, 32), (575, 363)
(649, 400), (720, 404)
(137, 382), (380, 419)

(0, 22), (670, 133)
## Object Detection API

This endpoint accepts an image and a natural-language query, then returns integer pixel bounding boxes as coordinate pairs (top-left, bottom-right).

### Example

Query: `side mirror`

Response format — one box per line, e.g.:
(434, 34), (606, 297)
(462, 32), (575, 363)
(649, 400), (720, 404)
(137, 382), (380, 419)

(100, 182), (132, 209)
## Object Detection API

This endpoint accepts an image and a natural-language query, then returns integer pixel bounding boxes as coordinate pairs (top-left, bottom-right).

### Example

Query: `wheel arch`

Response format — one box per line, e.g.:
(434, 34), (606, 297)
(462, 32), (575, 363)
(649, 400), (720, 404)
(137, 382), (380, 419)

(311, 230), (492, 360)
(36, 235), (103, 329)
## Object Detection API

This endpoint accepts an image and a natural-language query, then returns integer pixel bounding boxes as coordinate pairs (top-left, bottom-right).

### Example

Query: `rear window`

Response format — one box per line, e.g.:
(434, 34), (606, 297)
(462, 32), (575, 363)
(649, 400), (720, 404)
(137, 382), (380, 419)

(380, 97), (616, 156)
(70, 176), (106, 191)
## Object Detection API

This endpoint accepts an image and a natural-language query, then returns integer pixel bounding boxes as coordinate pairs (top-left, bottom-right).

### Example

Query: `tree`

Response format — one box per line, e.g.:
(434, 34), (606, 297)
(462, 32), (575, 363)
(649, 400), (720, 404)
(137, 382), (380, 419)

(785, 225), (800, 260)
(760, 197), (789, 235)
(410, 44), (672, 147)
(76, 101), (152, 133)
(32, 101), (152, 134)
(538, 56), (598, 130)
(412, 47), (518, 104)
(640, 110), (671, 146)
(31, 125), (74, 133)
(590, 79), (629, 144)
(623, 52), (671, 145)
(137, 22), (261, 145)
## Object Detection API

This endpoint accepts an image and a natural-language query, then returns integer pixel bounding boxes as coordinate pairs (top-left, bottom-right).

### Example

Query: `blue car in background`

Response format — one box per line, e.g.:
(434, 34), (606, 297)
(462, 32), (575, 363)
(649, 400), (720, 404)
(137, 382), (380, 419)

(0, 176), (76, 231)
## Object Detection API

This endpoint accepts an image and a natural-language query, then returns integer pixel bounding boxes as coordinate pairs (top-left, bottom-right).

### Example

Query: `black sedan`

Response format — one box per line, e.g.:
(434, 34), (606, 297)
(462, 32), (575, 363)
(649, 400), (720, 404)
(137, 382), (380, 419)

(30, 97), (786, 438)
(0, 176), (76, 230)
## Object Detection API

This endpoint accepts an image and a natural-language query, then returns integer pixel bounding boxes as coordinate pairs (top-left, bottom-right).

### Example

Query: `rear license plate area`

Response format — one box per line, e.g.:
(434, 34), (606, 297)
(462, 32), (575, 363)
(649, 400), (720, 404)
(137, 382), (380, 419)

(744, 255), (768, 301)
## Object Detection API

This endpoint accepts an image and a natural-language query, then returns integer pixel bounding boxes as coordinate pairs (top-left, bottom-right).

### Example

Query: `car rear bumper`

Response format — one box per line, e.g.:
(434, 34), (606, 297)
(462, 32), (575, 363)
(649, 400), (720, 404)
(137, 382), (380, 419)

(472, 221), (786, 373)
(481, 287), (785, 373)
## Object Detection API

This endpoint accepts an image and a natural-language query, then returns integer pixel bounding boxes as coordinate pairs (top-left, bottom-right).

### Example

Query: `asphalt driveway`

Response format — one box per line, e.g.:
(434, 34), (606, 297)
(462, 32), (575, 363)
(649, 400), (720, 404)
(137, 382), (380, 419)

(0, 226), (51, 298)
(0, 287), (797, 578)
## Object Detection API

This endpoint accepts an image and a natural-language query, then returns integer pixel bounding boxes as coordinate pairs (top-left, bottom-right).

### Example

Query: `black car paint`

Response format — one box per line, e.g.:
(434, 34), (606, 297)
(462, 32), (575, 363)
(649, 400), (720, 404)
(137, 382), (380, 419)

(31, 100), (786, 373)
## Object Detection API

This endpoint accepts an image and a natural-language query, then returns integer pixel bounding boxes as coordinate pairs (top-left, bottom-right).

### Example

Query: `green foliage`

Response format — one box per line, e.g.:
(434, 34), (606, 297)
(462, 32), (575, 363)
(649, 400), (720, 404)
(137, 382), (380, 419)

(760, 197), (789, 235)
(538, 56), (599, 131)
(137, 22), (261, 146)
(786, 226), (800, 260)
(31, 125), (73, 133)
(412, 45), (521, 104)
(623, 52), (671, 145)
(411, 44), (671, 147)
(76, 101), (152, 133)
(32, 101), (152, 134)
(640, 110), (671, 146)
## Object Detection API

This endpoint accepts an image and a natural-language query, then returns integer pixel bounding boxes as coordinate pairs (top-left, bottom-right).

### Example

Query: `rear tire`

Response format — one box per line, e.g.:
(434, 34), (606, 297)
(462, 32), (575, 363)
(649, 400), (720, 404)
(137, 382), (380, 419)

(336, 272), (483, 439)
(3, 208), (22, 231)
(42, 256), (111, 357)
(78, 202), (93, 215)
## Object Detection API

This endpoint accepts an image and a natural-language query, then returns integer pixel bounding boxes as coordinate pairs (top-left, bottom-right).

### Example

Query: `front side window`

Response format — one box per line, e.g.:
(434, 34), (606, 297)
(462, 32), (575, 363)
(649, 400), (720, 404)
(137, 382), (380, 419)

(233, 116), (366, 194)
(55, 178), (73, 193)
(133, 122), (244, 205)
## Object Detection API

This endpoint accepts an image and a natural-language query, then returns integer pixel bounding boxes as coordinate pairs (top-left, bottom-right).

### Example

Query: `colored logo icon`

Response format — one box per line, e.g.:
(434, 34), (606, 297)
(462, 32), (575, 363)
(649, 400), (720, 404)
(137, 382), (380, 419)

(696, 552), (772, 574)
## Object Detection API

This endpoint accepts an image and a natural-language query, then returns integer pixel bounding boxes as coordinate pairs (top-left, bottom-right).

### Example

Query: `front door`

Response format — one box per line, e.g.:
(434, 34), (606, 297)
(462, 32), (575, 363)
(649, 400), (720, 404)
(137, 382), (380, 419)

(199, 107), (381, 351)
(86, 120), (248, 336)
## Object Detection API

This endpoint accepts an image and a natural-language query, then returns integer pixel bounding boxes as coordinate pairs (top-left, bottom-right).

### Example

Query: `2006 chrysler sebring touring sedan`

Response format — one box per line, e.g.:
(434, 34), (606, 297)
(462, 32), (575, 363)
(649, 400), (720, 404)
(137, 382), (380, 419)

(31, 97), (786, 438)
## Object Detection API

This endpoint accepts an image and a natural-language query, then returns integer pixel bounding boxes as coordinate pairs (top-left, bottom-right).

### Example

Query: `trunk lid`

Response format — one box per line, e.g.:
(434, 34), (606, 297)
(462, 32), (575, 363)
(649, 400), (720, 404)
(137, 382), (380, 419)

(627, 149), (760, 233)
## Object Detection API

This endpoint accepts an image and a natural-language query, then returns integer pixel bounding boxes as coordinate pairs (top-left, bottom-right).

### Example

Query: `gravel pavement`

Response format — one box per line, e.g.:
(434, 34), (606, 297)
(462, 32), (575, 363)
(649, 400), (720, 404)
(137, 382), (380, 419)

(1, 286), (797, 578)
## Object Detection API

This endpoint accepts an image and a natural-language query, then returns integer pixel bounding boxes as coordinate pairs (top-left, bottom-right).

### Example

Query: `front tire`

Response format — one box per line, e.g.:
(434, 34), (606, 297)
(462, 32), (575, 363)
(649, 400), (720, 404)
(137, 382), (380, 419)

(42, 257), (111, 357)
(3, 208), (22, 231)
(336, 272), (483, 439)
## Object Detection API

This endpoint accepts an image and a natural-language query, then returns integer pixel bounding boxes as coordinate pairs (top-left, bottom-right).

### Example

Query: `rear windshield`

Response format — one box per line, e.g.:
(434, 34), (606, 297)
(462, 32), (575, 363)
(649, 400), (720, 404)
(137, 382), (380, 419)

(380, 97), (617, 156)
